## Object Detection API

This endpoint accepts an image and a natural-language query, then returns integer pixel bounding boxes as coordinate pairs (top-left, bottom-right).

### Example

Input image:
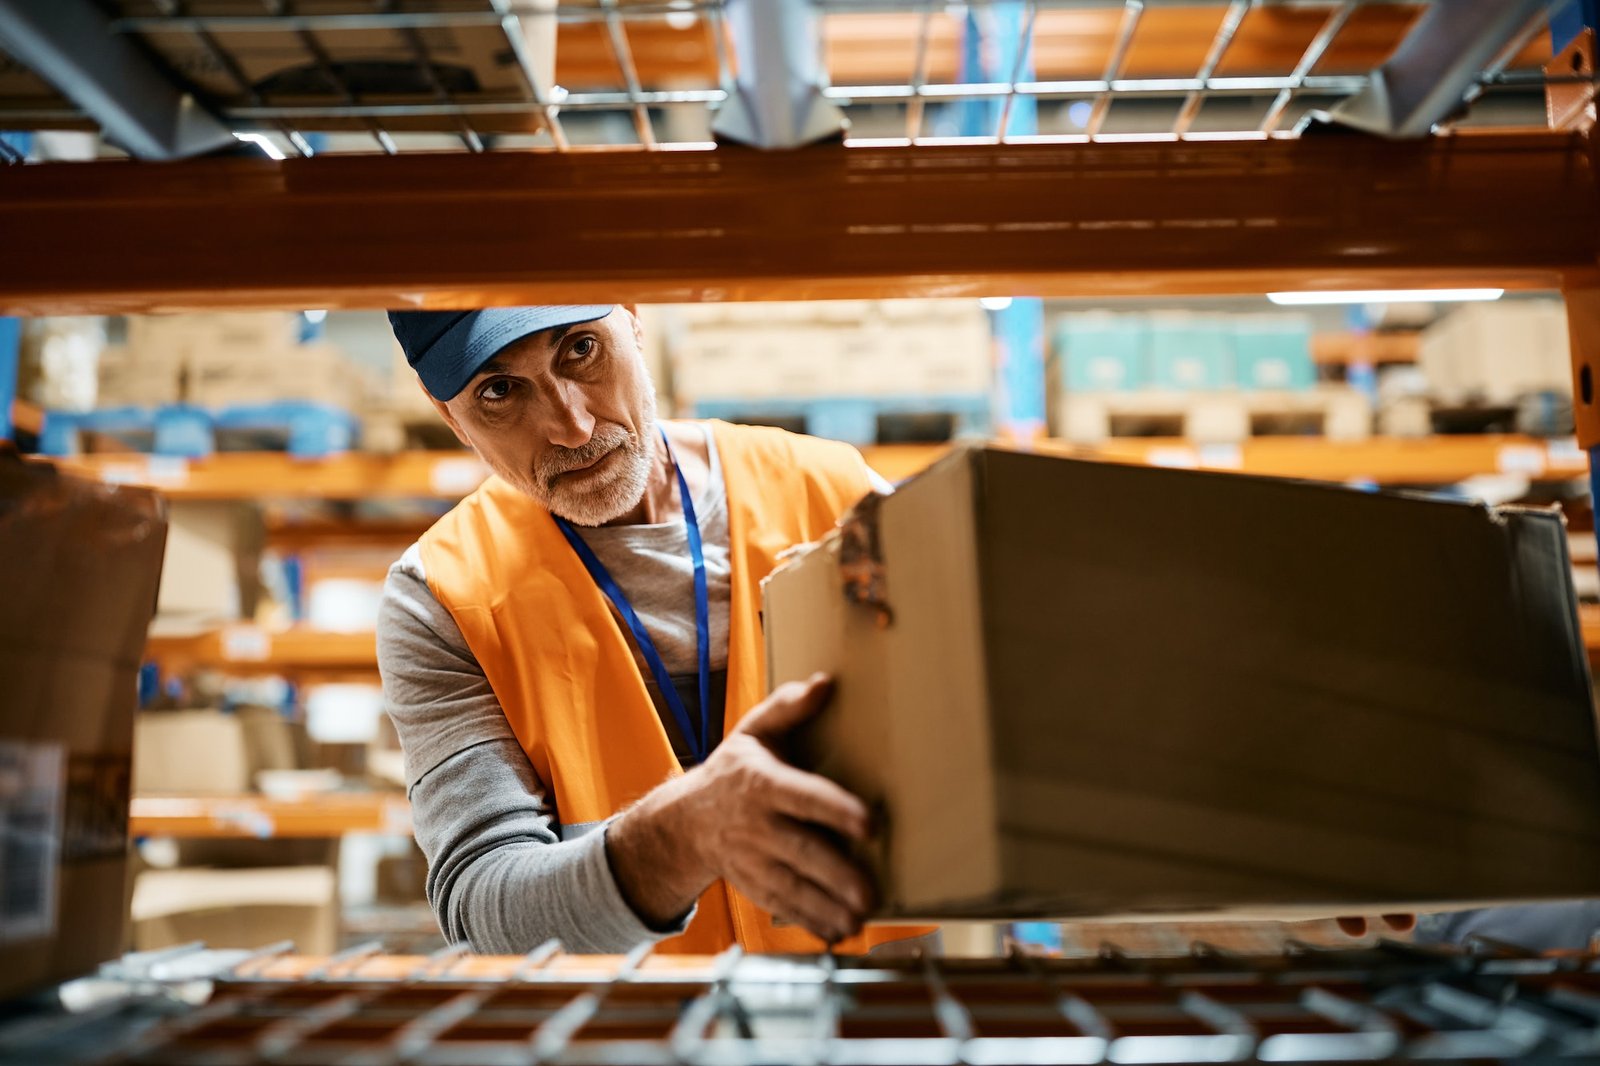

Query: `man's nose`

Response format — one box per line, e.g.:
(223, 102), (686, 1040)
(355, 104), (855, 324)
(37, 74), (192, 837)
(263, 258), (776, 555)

(543, 380), (596, 449)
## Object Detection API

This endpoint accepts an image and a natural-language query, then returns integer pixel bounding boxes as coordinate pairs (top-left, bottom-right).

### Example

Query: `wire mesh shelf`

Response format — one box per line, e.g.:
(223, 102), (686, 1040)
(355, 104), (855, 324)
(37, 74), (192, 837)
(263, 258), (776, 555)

(6, 938), (1600, 1064)
(0, 1), (1578, 158)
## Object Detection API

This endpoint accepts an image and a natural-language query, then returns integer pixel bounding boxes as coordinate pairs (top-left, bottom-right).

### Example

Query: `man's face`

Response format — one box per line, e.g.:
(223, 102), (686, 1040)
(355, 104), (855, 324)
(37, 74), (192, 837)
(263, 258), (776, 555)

(430, 307), (658, 526)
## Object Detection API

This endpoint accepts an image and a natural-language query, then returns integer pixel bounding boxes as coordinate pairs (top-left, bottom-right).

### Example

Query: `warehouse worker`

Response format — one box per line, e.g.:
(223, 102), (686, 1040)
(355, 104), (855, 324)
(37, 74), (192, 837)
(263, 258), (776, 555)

(379, 305), (931, 956)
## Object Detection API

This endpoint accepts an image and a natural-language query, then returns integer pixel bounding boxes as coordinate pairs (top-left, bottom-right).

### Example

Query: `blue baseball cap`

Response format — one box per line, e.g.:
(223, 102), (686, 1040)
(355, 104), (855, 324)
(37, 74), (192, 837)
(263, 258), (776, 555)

(388, 306), (616, 401)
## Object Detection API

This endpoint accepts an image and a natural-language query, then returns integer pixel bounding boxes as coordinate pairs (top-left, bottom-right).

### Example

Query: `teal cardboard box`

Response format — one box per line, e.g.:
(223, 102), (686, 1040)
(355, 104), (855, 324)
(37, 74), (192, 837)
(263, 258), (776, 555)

(1235, 314), (1315, 391)
(1148, 312), (1233, 391)
(1056, 313), (1148, 392)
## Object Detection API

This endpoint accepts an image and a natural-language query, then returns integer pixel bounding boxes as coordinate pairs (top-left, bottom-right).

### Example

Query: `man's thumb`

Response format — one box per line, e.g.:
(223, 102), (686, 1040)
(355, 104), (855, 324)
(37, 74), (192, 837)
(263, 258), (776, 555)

(738, 673), (834, 740)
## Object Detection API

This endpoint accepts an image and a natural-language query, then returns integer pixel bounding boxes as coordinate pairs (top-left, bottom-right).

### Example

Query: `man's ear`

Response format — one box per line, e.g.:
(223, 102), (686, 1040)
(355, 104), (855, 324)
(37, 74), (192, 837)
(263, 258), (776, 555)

(624, 304), (644, 350)
(423, 378), (475, 450)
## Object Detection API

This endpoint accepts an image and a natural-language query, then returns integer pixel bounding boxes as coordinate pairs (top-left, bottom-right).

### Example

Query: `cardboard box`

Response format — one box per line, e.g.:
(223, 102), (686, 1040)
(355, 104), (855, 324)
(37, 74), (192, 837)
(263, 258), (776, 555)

(0, 458), (166, 998)
(131, 866), (337, 956)
(765, 445), (1600, 921)
(1419, 300), (1572, 405)
(672, 326), (844, 400)
(96, 344), (185, 408)
(125, 312), (300, 361)
(1056, 313), (1148, 392)
(1147, 312), (1234, 391)
(1233, 315), (1315, 392)
(188, 341), (377, 409)
(133, 710), (250, 795)
(155, 501), (262, 629)
(671, 306), (990, 401)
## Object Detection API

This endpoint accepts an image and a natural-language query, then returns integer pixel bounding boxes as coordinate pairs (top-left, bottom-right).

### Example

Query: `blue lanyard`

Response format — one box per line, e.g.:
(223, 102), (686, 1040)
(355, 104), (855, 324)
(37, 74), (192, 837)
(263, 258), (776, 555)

(552, 428), (713, 765)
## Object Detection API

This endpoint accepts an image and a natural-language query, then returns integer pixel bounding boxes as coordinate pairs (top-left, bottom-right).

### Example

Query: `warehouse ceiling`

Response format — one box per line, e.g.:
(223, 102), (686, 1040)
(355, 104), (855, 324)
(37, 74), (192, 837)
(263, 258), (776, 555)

(0, 0), (1567, 160)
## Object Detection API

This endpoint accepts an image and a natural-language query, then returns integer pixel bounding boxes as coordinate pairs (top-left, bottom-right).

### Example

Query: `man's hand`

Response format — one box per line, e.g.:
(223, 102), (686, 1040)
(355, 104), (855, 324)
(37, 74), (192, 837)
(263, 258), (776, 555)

(606, 673), (876, 944)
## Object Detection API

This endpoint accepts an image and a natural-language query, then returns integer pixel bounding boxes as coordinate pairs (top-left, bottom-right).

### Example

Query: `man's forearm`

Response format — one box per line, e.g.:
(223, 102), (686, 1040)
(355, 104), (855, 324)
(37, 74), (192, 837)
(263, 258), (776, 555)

(605, 773), (716, 930)
(414, 740), (692, 954)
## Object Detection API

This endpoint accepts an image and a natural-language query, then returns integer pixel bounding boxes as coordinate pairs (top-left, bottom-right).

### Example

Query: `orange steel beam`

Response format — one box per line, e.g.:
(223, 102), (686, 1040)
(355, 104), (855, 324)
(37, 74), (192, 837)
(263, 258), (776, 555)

(0, 132), (1593, 314)
(130, 793), (410, 838)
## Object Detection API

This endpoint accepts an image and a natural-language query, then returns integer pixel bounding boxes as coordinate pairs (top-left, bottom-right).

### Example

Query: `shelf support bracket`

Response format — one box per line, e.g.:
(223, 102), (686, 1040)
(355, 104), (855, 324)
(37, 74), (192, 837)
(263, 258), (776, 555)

(1305, 0), (1549, 138)
(0, 0), (236, 159)
(712, 0), (847, 149)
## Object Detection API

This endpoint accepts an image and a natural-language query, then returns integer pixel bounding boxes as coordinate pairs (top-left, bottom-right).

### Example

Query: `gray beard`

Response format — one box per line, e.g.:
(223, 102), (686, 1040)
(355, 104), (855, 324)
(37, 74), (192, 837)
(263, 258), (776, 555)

(538, 417), (656, 526)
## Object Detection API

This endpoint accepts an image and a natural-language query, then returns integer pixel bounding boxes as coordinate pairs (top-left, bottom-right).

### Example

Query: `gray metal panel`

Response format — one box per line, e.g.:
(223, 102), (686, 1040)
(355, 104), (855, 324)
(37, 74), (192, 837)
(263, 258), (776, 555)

(0, 0), (235, 159)
(1310, 0), (1552, 138)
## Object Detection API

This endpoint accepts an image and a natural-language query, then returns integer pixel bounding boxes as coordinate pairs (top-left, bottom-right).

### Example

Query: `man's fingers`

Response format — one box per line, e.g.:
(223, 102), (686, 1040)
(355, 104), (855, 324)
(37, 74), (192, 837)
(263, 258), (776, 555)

(753, 817), (875, 917)
(733, 857), (862, 944)
(763, 758), (871, 841)
(737, 674), (834, 741)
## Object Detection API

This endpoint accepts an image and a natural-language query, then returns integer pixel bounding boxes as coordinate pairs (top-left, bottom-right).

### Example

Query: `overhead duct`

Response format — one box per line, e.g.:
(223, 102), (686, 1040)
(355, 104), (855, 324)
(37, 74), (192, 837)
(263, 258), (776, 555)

(713, 0), (847, 149)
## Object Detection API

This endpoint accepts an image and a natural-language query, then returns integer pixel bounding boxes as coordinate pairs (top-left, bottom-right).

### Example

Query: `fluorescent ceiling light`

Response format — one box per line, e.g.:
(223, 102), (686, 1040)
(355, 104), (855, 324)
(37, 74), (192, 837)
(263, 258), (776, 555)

(1267, 288), (1503, 306)
(233, 132), (285, 160)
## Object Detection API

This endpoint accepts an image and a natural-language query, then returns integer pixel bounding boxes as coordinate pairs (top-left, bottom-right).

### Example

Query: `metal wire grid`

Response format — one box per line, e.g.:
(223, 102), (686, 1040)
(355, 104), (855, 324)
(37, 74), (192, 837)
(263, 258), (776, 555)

(0, 0), (1573, 157)
(38, 938), (1600, 1064)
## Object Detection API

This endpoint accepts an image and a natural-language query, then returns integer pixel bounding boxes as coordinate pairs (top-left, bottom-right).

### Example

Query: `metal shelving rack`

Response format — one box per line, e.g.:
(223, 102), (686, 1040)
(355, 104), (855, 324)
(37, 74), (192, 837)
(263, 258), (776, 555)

(0, 2), (1565, 155)
(4, 7), (1600, 1063)
(8, 939), (1600, 1063)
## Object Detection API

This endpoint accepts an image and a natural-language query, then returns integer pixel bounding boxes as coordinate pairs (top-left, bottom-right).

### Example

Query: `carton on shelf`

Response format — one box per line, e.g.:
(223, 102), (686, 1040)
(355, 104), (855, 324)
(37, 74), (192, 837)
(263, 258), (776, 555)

(671, 326), (845, 401)
(126, 312), (300, 361)
(96, 344), (185, 408)
(155, 501), (263, 630)
(0, 458), (167, 999)
(1233, 314), (1315, 391)
(131, 866), (337, 956)
(1419, 300), (1573, 405)
(1147, 312), (1234, 392)
(670, 303), (992, 402)
(765, 445), (1600, 921)
(1056, 313), (1149, 392)
(133, 710), (251, 796)
(18, 317), (105, 412)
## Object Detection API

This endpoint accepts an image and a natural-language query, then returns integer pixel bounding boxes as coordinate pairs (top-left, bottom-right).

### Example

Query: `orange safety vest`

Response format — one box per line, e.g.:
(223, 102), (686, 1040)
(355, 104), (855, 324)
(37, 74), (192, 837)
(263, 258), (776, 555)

(419, 420), (931, 954)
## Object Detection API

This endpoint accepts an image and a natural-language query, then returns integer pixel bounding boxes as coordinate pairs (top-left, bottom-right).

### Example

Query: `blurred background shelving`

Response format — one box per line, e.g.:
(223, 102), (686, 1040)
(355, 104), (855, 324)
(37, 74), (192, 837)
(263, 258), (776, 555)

(9, 289), (1592, 961)
(0, 0), (1593, 968)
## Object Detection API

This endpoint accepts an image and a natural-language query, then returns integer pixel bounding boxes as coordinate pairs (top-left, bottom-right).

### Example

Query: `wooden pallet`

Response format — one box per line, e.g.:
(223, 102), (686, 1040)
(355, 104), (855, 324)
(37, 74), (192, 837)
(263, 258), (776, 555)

(1057, 387), (1372, 446)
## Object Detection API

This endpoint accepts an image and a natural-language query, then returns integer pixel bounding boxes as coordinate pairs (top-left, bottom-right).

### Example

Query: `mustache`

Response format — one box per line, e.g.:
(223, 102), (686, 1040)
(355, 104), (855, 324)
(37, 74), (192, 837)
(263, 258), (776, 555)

(538, 424), (634, 488)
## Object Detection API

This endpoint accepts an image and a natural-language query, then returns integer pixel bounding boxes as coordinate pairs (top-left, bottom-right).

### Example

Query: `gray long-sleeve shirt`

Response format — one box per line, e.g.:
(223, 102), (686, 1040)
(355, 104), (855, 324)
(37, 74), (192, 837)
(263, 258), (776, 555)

(378, 426), (892, 954)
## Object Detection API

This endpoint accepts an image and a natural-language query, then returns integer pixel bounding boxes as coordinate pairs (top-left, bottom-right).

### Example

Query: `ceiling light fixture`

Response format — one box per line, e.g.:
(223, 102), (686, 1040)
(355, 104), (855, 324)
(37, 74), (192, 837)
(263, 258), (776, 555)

(1267, 288), (1504, 306)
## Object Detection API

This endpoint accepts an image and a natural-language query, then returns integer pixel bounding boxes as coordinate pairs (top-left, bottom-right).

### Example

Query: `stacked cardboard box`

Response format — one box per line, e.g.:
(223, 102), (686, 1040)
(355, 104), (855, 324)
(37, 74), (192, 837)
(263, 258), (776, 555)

(101, 313), (378, 410)
(0, 458), (167, 999)
(668, 300), (991, 402)
(131, 866), (337, 956)
(153, 501), (263, 633)
(766, 445), (1600, 921)
(1055, 311), (1316, 395)
(1419, 300), (1572, 405)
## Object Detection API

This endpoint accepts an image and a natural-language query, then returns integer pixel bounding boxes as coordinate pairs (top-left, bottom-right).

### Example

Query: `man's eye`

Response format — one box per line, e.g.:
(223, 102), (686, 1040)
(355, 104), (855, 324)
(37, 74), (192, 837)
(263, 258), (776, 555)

(479, 378), (514, 402)
(571, 337), (597, 360)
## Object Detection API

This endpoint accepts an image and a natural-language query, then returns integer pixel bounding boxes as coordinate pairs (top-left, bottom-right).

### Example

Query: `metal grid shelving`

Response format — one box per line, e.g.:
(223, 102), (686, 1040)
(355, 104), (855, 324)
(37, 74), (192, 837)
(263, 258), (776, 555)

(0, 1), (1573, 158)
(12, 939), (1600, 1064)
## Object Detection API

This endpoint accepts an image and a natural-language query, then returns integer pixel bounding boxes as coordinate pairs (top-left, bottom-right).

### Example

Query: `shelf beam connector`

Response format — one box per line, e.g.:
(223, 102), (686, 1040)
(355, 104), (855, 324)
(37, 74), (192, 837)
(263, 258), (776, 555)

(1304, 0), (1550, 138)
(0, 0), (236, 159)
(713, 0), (847, 149)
